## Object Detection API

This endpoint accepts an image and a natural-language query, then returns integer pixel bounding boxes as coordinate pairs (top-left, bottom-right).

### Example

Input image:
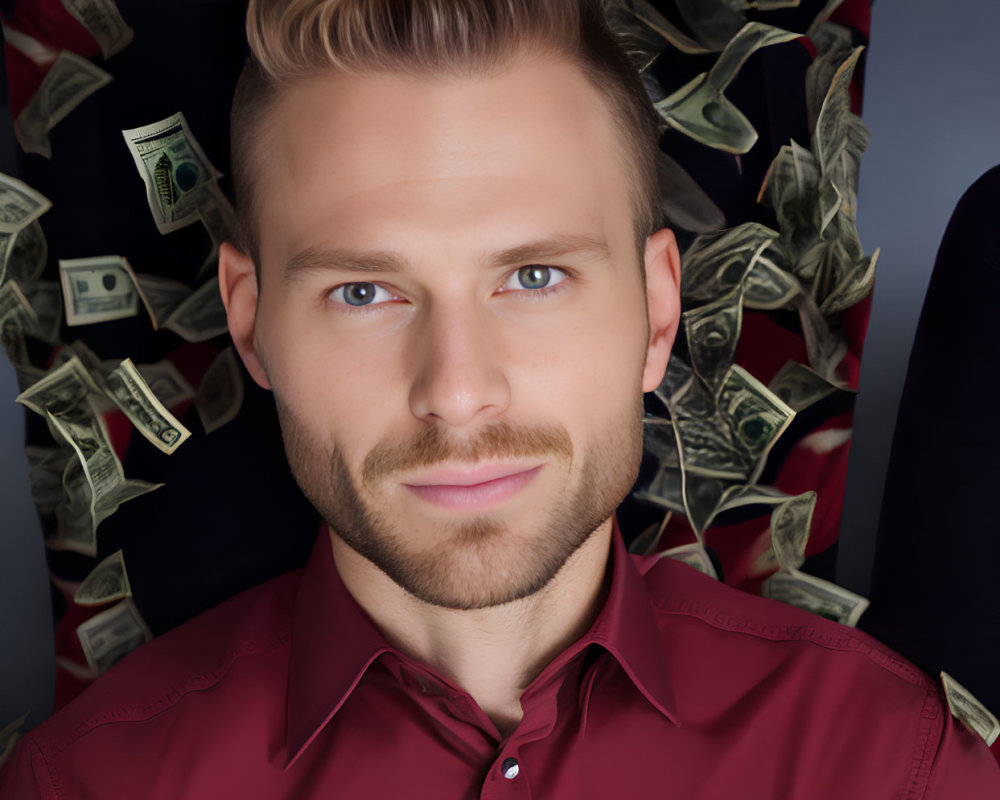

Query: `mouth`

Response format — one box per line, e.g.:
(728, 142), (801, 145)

(402, 464), (543, 511)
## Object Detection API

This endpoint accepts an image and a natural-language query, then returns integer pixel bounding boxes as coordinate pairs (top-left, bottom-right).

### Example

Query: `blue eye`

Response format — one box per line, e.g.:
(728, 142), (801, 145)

(502, 266), (568, 292)
(329, 282), (396, 307)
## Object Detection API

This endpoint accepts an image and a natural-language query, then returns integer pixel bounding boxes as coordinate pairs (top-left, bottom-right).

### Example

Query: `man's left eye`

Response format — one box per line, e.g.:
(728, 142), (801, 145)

(502, 266), (568, 292)
(329, 282), (397, 307)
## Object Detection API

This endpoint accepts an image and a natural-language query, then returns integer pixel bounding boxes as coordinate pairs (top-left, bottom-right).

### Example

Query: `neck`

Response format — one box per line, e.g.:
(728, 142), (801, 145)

(329, 520), (613, 739)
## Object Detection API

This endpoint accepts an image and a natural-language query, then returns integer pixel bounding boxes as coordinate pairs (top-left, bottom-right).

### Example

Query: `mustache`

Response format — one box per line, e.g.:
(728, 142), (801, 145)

(361, 421), (573, 484)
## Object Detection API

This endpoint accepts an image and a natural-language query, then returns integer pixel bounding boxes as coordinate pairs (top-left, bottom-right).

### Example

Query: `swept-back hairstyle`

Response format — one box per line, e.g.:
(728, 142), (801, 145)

(231, 0), (663, 267)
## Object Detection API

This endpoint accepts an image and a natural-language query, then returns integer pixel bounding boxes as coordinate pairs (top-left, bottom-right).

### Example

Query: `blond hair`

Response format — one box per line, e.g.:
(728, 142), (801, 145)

(231, 0), (662, 265)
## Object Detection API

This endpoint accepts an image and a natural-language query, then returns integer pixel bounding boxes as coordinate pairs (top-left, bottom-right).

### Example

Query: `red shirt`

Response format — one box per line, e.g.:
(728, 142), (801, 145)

(3, 529), (998, 799)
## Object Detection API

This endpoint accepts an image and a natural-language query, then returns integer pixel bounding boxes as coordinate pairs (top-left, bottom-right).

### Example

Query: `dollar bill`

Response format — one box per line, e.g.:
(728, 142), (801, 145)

(743, 254), (802, 310)
(15, 50), (112, 159)
(1, 314), (30, 369)
(59, 256), (139, 326)
(716, 483), (791, 513)
(654, 23), (799, 153)
(805, 22), (854, 135)
(122, 112), (222, 234)
(19, 280), (62, 343)
(26, 445), (69, 519)
(16, 355), (103, 421)
(76, 598), (151, 675)
(660, 542), (719, 579)
(0, 711), (29, 770)
(0, 173), (52, 235)
(60, 0), (134, 59)
(655, 152), (726, 234)
(673, 0), (748, 52)
(769, 491), (816, 572)
(196, 347), (244, 433)
(813, 47), (864, 175)
(127, 269), (192, 329)
(940, 671), (1000, 747)
(718, 364), (795, 483)
(136, 359), (195, 407)
(104, 358), (191, 454)
(681, 223), (778, 305)
(6, 221), (47, 283)
(820, 247), (878, 316)
(52, 455), (97, 555)
(768, 360), (838, 411)
(46, 410), (122, 508)
(762, 569), (868, 627)
(635, 420), (686, 514)
(74, 550), (132, 607)
(162, 275), (228, 342)
(0, 280), (38, 327)
(605, 0), (708, 71)
(198, 183), (238, 248)
(683, 287), (744, 391)
(795, 294), (847, 382)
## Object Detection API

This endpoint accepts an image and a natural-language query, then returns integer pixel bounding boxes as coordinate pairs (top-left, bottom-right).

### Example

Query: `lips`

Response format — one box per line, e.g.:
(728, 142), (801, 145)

(403, 464), (543, 511)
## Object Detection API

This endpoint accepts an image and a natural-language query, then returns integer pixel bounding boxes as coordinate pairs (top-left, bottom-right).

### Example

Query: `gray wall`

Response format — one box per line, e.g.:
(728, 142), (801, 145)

(837, 0), (1000, 594)
(3, 0), (1000, 733)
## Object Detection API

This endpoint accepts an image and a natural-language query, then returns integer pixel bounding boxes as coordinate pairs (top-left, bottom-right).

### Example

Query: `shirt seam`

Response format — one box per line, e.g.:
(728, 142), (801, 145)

(653, 599), (933, 690)
(903, 690), (944, 800)
(40, 628), (289, 758)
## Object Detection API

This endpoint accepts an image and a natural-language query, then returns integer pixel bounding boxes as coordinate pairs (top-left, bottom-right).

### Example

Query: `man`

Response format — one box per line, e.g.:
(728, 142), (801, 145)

(2, 0), (998, 797)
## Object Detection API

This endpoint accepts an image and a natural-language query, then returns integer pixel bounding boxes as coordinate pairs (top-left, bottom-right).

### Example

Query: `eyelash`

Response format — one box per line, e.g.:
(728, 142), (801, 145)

(325, 266), (573, 312)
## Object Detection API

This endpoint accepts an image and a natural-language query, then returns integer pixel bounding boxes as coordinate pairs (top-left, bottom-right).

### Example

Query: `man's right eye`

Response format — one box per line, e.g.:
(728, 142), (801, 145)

(329, 282), (397, 307)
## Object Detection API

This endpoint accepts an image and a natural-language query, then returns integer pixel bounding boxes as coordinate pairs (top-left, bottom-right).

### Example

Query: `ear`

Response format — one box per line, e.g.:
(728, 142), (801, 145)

(218, 241), (271, 390)
(641, 227), (682, 393)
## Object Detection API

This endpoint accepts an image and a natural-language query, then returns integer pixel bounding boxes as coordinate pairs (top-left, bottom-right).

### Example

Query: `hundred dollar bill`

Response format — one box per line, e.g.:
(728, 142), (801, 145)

(74, 550), (132, 607)
(136, 359), (195, 407)
(7, 221), (47, 283)
(660, 542), (719, 579)
(59, 256), (139, 326)
(196, 347), (244, 433)
(940, 671), (1000, 747)
(104, 358), (191, 454)
(15, 50), (112, 159)
(769, 492), (816, 572)
(115, 255), (192, 328)
(162, 275), (228, 342)
(61, 0), (134, 59)
(122, 112), (222, 234)
(820, 247), (878, 316)
(681, 223), (778, 306)
(743, 254), (802, 310)
(0, 173), (52, 235)
(762, 569), (868, 627)
(76, 598), (151, 675)
(0, 711), (29, 770)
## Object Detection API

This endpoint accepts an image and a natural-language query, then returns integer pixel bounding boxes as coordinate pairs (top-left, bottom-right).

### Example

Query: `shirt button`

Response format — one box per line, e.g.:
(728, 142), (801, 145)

(501, 757), (519, 780)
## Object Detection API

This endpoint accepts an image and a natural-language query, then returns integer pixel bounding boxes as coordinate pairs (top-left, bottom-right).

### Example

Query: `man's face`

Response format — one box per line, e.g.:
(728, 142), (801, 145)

(233, 53), (677, 609)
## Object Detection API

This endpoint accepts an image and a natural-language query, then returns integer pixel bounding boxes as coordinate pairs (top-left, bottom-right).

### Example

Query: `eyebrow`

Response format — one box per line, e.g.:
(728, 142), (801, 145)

(283, 234), (612, 282)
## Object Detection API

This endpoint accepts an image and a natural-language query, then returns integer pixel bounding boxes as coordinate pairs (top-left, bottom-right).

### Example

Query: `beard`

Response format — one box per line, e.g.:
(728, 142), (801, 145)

(275, 399), (643, 610)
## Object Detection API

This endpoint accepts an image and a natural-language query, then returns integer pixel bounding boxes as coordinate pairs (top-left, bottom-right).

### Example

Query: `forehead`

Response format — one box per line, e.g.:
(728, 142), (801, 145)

(254, 53), (634, 269)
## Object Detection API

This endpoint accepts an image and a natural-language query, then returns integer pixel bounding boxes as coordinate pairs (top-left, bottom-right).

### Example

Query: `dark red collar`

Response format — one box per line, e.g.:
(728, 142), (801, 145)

(284, 521), (678, 768)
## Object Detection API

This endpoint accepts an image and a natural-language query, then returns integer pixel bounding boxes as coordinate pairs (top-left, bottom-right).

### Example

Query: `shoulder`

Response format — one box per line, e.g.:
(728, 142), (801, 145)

(635, 553), (932, 689)
(26, 567), (300, 753)
(633, 555), (1000, 796)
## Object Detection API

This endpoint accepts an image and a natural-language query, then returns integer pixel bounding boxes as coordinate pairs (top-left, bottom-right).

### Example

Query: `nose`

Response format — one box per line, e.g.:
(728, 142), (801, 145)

(407, 301), (511, 428)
